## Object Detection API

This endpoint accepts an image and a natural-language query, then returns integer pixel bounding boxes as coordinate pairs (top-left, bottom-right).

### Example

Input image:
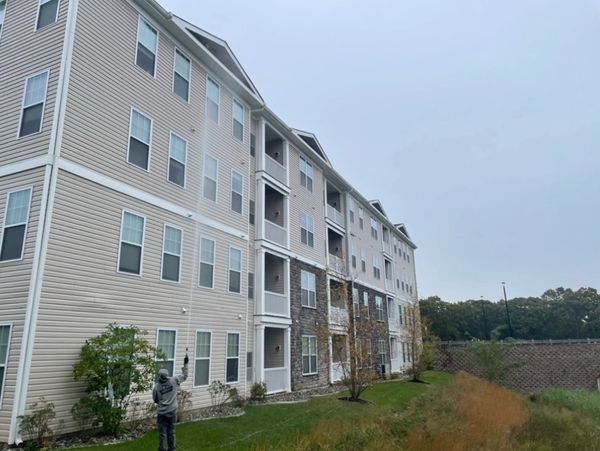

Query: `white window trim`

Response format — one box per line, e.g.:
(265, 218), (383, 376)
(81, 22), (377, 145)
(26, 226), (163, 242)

(299, 156), (314, 192)
(116, 209), (146, 277)
(166, 132), (188, 189)
(155, 328), (178, 374)
(0, 322), (13, 409)
(34, 0), (60, 32)
(193, 329), (212, 388)
(300, 212), (314, 248)
(202, 154), (219, 202)
(198, 236), (216, 289)
(232, 98), (244, 142)
(206, 75), (220, 124)
(135, 15), (158, 79)
(127, 107), (153, 172)
(172, 48), (191, 103)
(0, 186), (33, 263)
(160, 223), (183, 283)
(228, 246), (243, 294)
(230, 170), (244, 215)
(375, 296), (384, 322)
(0, 0), (9, 41)
(301, 335), (318, 376)
(225, 331), (240, 384)
(301, 270), (316, 309)
(16, 70), (50, 140)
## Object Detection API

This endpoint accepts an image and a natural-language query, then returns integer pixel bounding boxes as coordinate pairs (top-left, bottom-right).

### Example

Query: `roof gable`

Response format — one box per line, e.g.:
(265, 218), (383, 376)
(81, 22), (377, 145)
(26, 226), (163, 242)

(291, 129), (330, 165)
(370, 200), (388, 218)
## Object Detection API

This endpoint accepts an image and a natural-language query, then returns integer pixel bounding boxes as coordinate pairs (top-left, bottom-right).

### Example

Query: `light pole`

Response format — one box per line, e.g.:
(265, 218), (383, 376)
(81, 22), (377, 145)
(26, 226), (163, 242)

(502, 282), (514, 337)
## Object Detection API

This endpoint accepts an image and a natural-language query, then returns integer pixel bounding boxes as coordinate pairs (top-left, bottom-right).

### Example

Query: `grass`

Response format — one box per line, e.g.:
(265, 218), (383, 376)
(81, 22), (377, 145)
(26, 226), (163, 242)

(65, 372), (452, 451)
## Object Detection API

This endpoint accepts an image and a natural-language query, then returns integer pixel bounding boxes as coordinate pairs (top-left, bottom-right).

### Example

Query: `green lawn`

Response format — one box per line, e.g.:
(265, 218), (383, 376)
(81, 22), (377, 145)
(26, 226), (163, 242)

(65, 372), (452, 451)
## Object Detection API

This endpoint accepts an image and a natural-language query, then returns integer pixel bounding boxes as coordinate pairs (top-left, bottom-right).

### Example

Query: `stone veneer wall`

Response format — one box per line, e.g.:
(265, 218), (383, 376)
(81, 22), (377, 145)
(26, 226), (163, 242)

(289, 258), (330, 390)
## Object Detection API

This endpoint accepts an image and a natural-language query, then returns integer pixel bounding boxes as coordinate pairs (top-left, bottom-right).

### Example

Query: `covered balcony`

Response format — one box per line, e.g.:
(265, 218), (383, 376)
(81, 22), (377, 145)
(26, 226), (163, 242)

(264, 184), (287, 247)
(263, 327), (289, 393)
(327, 228), (345, 274)
(388, 297), (399, 332)
(330, 334), (348, 383)
(326, 182), (345, 228)
(384, 259), (394, 293)
(264, 124), (287, 185)
(390, 337), (401, 373)
(329, 279), (348, 326)
(382, 226), (393, 256)
(263, 252), (289, 317)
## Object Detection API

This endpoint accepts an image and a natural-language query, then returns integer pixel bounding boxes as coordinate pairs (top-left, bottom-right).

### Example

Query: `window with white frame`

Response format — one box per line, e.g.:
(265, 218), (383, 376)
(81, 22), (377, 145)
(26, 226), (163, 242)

(300, 212), (314, 247)
(0, 325), (11, 401)
(351, 241), (357, 269)
(228, 248), (242, 293)
(161, 225), (182, 282)
(348, 198), (355, 223)
(302, 336), (318, 375)
(0, 1), (7, 37)
(19, 71), (49, 137)
(299, 157), (313, 192)
(301, 270), (316, 308)
(203, 155), (218, 201)
(199, 238), (215, 288)
(378, 339), (386, 365)
(363, 291), (369, 319)
(136, 16), (157, 76)
(173, 49), (191, 101)
(231, 171), (243, 214)
(156, 329), (176, 376)
(399, 305), (404, 325)
(206, 76), (220, 123)
(168, 133), (187, 187)
(352, 288), (359, 318)
(373, 255), (381, 280)
(375, 296), (384, 321)
(226, 333), (239, 383)
(360, 248), (366, 273)
(370, 217), (379, 240)
(36, 0), (59, 30)
(233, 99), (244, 141)
(118, 211), (145, 275)
(358, 207), (364, 229)
(128, 109), (152, 170)
(194, 331), (211, 386)
(1, 188), (32, 262)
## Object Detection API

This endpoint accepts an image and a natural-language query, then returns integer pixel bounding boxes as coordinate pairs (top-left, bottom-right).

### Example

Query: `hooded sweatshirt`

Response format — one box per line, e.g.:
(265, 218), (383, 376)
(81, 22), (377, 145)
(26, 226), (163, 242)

(152, 363), (188, 415)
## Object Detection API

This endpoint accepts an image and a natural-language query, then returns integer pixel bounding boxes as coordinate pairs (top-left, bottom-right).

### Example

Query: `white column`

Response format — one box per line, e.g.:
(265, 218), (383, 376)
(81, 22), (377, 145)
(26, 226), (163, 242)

(285, 326), (291, 392)
(254, 325), (265, 383)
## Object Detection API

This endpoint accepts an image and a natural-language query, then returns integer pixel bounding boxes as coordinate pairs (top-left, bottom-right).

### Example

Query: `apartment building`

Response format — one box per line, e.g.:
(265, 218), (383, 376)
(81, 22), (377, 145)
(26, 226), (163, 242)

(0, 0), (419, 444)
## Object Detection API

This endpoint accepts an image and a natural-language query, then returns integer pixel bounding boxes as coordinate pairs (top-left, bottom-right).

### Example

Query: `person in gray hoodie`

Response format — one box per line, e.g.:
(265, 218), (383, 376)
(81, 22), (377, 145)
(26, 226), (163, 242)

(153, 353), (189, 451)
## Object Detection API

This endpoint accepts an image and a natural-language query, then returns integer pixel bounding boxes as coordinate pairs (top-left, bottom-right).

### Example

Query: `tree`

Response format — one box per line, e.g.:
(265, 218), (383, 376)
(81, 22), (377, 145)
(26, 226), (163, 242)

(467, 339), (520, 383)
(403, 301), (436, 382)
(72, 324), (162, 436)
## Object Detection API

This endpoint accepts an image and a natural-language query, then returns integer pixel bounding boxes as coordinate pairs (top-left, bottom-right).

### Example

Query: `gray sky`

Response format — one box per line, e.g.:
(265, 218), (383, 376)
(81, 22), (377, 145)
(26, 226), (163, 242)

(162, 0), (600, 302)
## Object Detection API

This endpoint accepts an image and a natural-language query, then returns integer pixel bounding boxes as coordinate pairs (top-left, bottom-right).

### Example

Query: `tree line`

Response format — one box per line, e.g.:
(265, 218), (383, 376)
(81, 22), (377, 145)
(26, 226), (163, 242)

(420, 287), (600, 341)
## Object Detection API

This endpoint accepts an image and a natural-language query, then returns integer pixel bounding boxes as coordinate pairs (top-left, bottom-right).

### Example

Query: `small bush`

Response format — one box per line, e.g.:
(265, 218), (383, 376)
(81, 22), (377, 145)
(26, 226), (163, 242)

(19, 398), (56, 450)
(177, 389), (193, 422)
(250, 382), (267, 402)
(208, 381), (232, 412)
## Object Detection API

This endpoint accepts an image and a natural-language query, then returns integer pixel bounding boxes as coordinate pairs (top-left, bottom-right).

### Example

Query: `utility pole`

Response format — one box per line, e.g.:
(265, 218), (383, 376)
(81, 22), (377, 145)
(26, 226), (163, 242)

(480, 296), (489, 340)
(502, 282), (514, 337)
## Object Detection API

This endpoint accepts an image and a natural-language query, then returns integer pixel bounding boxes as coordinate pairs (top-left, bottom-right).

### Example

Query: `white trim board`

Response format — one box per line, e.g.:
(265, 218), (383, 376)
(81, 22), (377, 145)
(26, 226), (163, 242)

(0, 156), (51, 178)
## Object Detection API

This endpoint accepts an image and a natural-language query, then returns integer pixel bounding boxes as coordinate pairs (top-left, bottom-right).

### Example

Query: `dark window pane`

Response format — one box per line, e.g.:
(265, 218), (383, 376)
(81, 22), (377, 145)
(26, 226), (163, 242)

(233, 121), (243, 141)
(248, 272), (254, 299)
(168, 159), (185, 186)
(308, 232), (314, 248)
(229, 270), (240, 293)
(311, 356), (317, 373)
(199, 263), (213, 288)
(0, 367), (4, 395)
(162, 254), (180, 281)
(136, 43), (155, 76)
(119, 242), (141, 274)
(194, 359), (209, 386)
(20, 104), (43, 137)
(129, 137), (149, 170)
(174, 74), (189, 101)
(226, 358), (238, 382)
(0, 225), (26, 261)
(157, 360), (174, 377)
(249, 200), (255, 225)
(302, 356), (310, 373)
(231, 192), (242, 214)
(37, 0), (59, 29)
(250, 134), (256, 157)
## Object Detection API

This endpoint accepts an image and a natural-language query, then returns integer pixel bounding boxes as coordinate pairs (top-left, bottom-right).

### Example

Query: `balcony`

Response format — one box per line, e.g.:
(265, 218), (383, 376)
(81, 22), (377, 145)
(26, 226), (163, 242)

(265, 220), (287, 247)
(327, 204), (345, 228)
(330, 306), (349, 326)
(328, 228), (345, 274)
(265, 367), (288, 393)
(265, 154), (287, 185)
(264, 124), (287, 186)
(264, 184), (287, 248)
(329, 254), (345, 274)
(264, 291), (289, 316)
(385, 278), (394, 293)
(264, 326), (289, 393)
(326, 183), (345, 229)
(263, 252), (288, 317)
(383, 240), (393, 256)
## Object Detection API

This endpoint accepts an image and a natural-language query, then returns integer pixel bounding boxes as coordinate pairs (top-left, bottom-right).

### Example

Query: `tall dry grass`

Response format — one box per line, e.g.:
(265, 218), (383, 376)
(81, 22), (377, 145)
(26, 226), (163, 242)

(405, 372), (529, 451)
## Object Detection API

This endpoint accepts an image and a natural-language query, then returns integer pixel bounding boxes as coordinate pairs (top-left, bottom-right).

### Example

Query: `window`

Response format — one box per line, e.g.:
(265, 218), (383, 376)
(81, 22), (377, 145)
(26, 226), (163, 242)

(231, 171), (243, 214)
(358, 207), (364, 229)
(19, 71), (49, 137)
(128, 109), (152, 170)
(206, 76), (220, 123)
(366, 339), (372, 367)
(194, 331), (211, 386)
(156, 329), (176, 376)
(228, 248), (242, 293)
(300, 212), (314, 247)
(250, 132), (256, 157)
(0, 325), (10, 401)
(0, 1), (6, 37)
(348, 198), (355, 223)
(118, 211), (145, 275)
(370, 217), (379, 240)
(248, 272), (254, 299)
(373, 256), (381, 280)
(136, 16), (157, 76)
(399, 305), (404, 325)
(168, 133), (187, 187)
(161, 225), (182, 282)
(363, 292), (369, 319)
(173, 49), (191, 101)
(1, 188), (32, 262)
(226, 333), (239, 383)
(299, 157), (313, 192)
(199, 238), (215, 288)
(352, 288), (359, 318)
(233, 100), (244, 141)
(378, 339), (386, 365)
(351, 242), (357, 269)
(375, 296), (384, 321)
(301, 270), (316, 308)
(36, 0), (59, 30)
(203, 155), (218, 201)
(360, 249), (366, 273)
(249, 200), (255, 225)
(302, 336), (318, 375)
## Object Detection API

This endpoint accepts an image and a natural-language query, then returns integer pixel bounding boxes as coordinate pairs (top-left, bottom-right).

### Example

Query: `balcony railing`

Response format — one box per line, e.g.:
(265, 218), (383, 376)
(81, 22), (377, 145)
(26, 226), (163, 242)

(265, 155), (287, 185)
(388, 317), (400, 332)
(264, 290), (289, 317)
(329, 306), (349, 326)
(265, 220), (287, 247)
(383, 240), (393, 256)
(326, 204), (345, 228)
(264, 367), (288, 393)
(385, 278), (394, 293)
(328, 254), (345, 274)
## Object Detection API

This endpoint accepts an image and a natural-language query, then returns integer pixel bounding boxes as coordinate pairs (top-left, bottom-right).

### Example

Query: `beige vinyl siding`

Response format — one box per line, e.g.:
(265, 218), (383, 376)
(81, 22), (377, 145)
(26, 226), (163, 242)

(288, 145), (326, 265)
(27, 171), (249, 434)
(61, 0), (251, 233)
(0, 0), (67, 166)
(0, 167), (45, 441)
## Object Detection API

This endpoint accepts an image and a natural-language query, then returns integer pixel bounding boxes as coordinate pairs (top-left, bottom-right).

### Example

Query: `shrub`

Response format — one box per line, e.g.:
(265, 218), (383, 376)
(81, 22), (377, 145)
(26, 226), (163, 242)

(250, 382), (267, 402)
(177, 389), (193, 422)
(208, 380), (232, 412)
(229, 387), (246, 408)
(468, 339), (520, 383)
(19, 397), (56, 450)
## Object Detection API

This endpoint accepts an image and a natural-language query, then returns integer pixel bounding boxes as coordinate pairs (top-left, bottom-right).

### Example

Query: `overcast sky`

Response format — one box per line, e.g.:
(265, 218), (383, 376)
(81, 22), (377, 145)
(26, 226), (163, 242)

(162, 0), (600, 302)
